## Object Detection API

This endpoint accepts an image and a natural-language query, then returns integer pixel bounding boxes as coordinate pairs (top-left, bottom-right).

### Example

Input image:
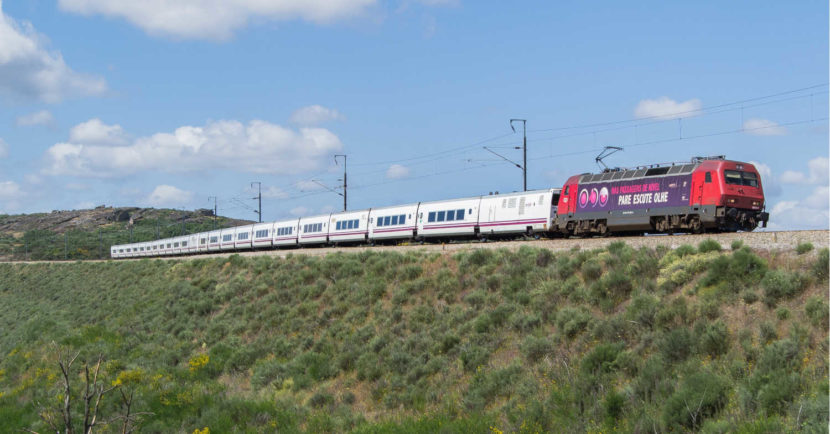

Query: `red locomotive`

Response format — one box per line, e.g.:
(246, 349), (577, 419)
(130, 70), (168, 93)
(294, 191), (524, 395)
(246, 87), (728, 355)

(554, 156), (769, 236)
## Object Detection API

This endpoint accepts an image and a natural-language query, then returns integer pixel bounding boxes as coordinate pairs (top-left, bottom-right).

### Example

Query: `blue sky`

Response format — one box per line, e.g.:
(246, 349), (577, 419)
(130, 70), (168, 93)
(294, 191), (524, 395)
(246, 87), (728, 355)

(0, 0), (827, 229)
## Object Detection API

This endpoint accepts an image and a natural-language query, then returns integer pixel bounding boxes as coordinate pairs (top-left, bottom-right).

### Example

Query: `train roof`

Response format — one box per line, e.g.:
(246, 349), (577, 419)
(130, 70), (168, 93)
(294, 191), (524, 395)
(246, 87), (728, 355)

(576, 156), (745, 185)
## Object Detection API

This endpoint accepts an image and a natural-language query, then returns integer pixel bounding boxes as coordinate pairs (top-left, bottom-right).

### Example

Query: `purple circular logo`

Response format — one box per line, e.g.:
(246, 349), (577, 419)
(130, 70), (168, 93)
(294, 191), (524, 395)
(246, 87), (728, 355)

(578, 189), (588, 208)
(590, 188), (598, 206)
(599, 187), (609, 206)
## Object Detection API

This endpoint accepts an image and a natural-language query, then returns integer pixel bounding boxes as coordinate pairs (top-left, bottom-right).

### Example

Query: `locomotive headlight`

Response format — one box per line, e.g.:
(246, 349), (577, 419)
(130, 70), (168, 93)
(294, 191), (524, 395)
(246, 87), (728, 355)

(752, 201), (760, 206)
(728, 198), (736, 204)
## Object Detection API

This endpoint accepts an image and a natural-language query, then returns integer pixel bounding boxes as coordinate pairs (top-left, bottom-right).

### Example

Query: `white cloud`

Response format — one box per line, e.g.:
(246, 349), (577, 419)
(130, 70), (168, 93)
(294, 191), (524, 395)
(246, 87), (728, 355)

(289, 105), (344, 126)
(16, 110), (54, 127)
(319, 204), (336, 214)
(779, 157), (829, 185)
(0, 138), (7, 158)
(58, 0), (377, 40)
(145, 185), (193, 207)
(262, 186), (289, 199)
(743, 118), (787, 136)
(768, 185), (830, 230)
(780, 170), (806, 184)
(290, 206), (311, 217)
(634, 97), (702, 120)
(68, 118), (127, 145)
(0, 180), (22, 200)
(44, 119), (343, 178)
(0, 2), (106, 103)
(749, 161), (780, 197)
(386, 163), (411, 179)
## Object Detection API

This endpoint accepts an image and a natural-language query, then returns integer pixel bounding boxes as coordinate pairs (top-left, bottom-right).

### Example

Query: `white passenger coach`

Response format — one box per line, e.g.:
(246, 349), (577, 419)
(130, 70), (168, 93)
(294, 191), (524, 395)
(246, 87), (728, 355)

(111, 188), (560, 258)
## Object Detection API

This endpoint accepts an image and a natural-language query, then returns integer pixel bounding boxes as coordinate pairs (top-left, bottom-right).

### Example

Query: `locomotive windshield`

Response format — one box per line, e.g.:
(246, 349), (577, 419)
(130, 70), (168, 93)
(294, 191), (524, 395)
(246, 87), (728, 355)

(724, 170), (758, 187)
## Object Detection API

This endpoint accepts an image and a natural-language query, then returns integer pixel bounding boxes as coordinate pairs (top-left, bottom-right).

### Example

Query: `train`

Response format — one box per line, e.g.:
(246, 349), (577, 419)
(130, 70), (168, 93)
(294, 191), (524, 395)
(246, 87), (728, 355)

(111, 156), (769, 259)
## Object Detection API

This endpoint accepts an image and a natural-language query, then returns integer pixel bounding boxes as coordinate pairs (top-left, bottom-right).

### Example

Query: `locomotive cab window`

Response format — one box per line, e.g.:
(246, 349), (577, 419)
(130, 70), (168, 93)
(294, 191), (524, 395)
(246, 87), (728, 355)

(724, 170), (758, 187)
(705, 172), (712, 183)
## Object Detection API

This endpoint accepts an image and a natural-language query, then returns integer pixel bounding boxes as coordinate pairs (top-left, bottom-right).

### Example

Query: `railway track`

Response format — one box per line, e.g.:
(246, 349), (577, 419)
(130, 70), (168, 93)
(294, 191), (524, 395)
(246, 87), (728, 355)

(5, 230), (826, 264)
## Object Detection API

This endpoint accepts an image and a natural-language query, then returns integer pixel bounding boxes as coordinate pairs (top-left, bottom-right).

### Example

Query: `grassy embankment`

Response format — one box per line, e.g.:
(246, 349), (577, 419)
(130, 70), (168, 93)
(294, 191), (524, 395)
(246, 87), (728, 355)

(0, 240), (827, 433)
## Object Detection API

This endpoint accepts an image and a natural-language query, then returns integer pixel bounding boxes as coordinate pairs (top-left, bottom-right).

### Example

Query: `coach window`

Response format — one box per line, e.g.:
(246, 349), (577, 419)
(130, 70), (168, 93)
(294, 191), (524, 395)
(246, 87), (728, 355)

(705, 172), (712, 183)
(428, 212), (436, 222)
(456, 209), (465, 220)
(437, 211), (446, 222)
(446, 210), (455, 221)
(391, 215), (398, 225)
(383, 216), (390, 226)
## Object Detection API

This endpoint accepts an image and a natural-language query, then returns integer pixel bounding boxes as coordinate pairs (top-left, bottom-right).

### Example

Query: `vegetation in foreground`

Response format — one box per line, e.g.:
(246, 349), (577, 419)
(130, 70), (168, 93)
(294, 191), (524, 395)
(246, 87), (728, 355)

(0, 242), (827, 433)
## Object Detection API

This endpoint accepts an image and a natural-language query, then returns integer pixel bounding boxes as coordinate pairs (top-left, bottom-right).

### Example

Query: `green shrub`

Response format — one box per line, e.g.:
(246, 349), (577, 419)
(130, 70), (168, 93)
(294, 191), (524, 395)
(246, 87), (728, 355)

(813, 248), (829, 280)
(775, 307), (790, 320)
(521, 335), (554, 363)
(555, 306), (592, 338)
(796, 242), (814, 255)
(759, 321), (777, 345)
(740, 290), (759, 304)
(580, 342), (624, 376)
(761, 270), (805, 306)
(308, 391), (335, 408)
(698, 239), (722, 253)
(625, 295), (659, 329)
(805, 296), (829, 327)
(581, 258), (603, 281)
(675, 244), (696, 257)
(698, 320), (729, 357)
(460, 344), (489, 372)
(356, 352), (383, 381)
(662, 370), (729, 430)
(757, 371), (800, 414)
(655, 297), (689, 329)
(699, 248), (767, 289)
(731, 240), (744, 250)
(603, 390), (626, 424)
(659, 328), (694, 363)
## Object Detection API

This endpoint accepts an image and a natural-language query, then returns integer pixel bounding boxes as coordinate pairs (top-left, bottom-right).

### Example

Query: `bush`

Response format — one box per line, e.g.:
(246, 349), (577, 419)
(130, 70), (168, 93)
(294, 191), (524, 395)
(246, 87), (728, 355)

(662, 370), (729, 430)
(698, 321), (729, 357)
(580, 342), (624, 376)
(761, 270), (805, 306)
(625, 294), (659, 329)
(603, 390), (626, 424)
(659, 328), (694, 363)
(555, 306), (592, 339)
(521, 335), (554, 363)
(731, 240), (744, 250)
(675, 244), (696, 257)
(699, 249), (767, 289)
(741, 290), (759, 305)
(795, 242), (814, 255)
(460, 344), (490, 372)
(805, 296), (829, 327)
(581, 258), (603, 281)
(759, 321), (777, 345)
(813, 248), (829, 280)
(308, 391), (335, 408)
(775, 307), (790, 320)
(698, 239), (722, 253)
(757, 371), (800, 414)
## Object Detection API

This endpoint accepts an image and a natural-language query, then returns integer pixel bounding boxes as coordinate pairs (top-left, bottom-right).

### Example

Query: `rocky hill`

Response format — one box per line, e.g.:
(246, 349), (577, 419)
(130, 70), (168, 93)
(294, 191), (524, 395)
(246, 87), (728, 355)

(0, 207), (254, 261)
(0, 206), (252, 235)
